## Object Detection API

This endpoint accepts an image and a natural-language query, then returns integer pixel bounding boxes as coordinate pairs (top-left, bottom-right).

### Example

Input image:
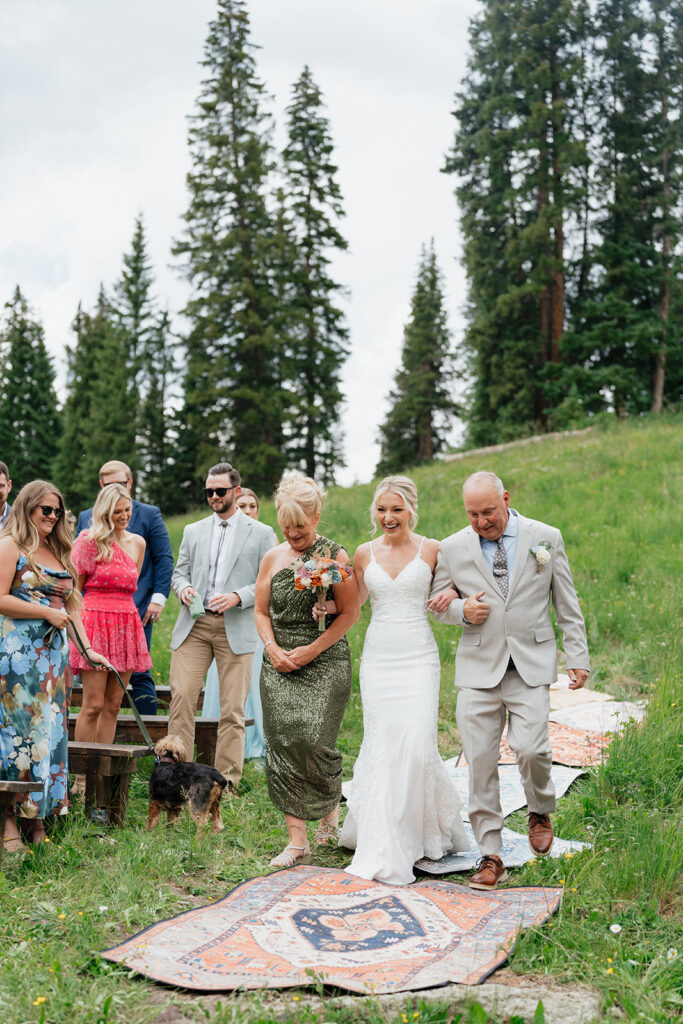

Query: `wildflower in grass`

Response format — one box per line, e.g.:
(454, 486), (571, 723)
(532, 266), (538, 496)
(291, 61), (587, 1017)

(606, 967), (614, 974)
(33, 997), (46, 1005)
(58, 913), (65, 920)
(610, 923), (622, 934)
(99, 906), (108, 913)
(292, 995), (300, 1001)
(667, 949), (678, 962)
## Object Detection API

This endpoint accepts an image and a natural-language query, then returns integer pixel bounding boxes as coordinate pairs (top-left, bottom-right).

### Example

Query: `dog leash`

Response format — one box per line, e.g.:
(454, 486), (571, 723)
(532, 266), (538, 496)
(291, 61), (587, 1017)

(45, 621), (156, 754)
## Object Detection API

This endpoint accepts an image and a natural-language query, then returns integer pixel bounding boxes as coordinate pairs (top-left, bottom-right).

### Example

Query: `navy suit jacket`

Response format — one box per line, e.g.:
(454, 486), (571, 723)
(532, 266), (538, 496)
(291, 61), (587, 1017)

(76, 499), (173, 613)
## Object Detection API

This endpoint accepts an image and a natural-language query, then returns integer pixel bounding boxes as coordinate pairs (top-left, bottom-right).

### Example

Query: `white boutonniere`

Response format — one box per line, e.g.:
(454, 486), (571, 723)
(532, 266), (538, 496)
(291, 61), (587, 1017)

(530, 541), (552, 573)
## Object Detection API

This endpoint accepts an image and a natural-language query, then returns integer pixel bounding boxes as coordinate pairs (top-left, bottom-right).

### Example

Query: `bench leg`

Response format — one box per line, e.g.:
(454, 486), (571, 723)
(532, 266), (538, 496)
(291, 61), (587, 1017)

(108, 770), (134, 827)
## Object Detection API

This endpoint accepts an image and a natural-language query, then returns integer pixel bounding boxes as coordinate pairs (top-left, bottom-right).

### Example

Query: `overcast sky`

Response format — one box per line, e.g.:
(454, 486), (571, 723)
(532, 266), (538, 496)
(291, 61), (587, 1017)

(0, 0), (480, 487)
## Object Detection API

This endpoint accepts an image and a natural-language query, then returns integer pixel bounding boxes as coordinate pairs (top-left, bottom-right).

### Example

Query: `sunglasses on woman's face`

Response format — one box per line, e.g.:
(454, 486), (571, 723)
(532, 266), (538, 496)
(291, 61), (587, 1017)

(204, 487), (235, 498)
(37, 505), (64, 519)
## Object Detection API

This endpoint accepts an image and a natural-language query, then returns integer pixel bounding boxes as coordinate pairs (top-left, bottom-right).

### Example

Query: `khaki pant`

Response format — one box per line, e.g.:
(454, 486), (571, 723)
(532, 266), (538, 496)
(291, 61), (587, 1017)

(456, 668), (555, 855)
(168, 613), (253, 786)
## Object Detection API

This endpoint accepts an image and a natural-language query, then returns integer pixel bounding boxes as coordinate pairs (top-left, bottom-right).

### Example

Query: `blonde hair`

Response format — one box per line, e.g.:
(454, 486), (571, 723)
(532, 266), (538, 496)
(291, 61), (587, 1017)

(370, 475), (419, 535)
(0, 480), (82, 611)
(236, 488), (260, 515)
(88, 484), (131, 561)
(98, 459), (132, 483)
(275, 471), (325, 531)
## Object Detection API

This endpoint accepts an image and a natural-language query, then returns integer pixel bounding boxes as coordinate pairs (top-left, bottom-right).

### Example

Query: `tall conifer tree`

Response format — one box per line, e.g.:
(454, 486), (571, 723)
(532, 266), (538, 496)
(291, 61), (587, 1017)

(376, 243), (456, 475)
(281, 66), (349, 483)
(173, 0), (284, 497)
(114, 216), (179, 505)
(0, 288), (61, 491)
(55, 290), (136, 511)
(445, 0), (589, 443)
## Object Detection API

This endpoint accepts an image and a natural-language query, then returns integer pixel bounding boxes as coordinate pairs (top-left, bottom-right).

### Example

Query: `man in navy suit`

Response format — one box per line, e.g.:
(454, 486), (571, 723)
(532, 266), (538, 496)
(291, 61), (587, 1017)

(0, 461), (12, 528)
(76, 459), (174, 715)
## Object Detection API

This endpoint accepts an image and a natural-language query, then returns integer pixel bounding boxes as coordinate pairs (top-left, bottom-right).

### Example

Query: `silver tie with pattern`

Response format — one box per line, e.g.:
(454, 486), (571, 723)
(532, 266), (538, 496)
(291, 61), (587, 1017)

(492, 536), (509, 598)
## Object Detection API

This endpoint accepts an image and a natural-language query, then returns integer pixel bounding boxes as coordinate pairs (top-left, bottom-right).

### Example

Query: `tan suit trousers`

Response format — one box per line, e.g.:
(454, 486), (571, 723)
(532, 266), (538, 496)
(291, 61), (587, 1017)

(456, 667), (556, 855)
(168, 612), (253, 786)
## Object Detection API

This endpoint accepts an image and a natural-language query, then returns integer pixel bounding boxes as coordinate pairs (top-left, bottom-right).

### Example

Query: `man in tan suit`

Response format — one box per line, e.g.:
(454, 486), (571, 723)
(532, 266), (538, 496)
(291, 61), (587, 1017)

(168, 462), (275, 790)
(429, 471), (589, 890)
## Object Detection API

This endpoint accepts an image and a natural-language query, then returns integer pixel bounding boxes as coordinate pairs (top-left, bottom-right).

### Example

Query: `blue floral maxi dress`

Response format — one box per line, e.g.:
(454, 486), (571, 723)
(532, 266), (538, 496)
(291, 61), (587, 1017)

(0, 555), (73, 818)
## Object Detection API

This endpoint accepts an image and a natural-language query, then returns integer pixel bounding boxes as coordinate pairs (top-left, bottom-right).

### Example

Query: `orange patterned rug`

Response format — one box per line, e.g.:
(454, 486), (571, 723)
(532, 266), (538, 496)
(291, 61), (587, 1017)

(457, 721), (611, 768)
(102, 866), (562, 993)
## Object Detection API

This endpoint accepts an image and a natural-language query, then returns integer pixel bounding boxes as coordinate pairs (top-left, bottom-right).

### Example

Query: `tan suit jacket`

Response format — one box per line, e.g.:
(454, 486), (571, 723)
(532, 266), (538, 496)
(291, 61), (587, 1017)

(170, 511), (276, 654)
(430, 511), (589, 688)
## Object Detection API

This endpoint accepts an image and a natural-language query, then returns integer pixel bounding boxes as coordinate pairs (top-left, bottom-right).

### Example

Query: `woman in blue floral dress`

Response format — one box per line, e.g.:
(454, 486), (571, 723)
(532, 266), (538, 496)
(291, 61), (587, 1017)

(0, 481), (109, 850)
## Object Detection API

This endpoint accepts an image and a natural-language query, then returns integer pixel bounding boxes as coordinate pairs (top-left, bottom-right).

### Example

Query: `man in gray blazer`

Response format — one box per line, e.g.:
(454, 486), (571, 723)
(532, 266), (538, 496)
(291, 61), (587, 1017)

(429, 471), (589, 890)
(168, 462), (276, 789)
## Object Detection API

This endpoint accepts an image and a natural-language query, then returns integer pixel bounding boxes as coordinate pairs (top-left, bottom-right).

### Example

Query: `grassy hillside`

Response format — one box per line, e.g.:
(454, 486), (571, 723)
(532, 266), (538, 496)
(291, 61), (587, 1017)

(1, 413), (681, 1024)
(154, 412), (681, 763)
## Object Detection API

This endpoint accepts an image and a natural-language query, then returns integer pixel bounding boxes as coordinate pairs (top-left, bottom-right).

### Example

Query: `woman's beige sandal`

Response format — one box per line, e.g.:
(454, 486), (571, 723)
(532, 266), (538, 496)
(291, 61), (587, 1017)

(269, 844), (311, 868)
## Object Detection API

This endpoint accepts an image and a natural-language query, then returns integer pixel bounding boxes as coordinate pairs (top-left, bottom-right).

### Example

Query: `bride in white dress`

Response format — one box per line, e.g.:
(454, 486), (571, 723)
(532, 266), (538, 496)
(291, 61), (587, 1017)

(338, 476), (469, 884)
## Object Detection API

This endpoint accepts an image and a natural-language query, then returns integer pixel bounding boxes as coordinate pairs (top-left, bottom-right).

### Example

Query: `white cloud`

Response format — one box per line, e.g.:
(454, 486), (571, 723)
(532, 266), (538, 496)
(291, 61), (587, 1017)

(0, 0), (477, 487)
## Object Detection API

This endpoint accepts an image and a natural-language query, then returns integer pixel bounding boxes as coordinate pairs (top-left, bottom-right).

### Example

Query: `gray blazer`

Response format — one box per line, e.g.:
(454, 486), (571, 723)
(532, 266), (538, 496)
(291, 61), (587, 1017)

(429, 511), (589, 688)
(170, 511), (276, 654)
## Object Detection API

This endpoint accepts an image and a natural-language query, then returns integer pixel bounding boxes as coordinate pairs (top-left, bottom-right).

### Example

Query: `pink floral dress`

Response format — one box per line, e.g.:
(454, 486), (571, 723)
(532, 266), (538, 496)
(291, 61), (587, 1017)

(69, 534), (151, 673)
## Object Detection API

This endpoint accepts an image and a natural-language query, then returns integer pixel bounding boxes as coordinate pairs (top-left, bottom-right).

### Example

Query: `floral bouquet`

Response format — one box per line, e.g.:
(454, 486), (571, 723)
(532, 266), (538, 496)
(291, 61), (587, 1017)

(294, 552), (352, 631)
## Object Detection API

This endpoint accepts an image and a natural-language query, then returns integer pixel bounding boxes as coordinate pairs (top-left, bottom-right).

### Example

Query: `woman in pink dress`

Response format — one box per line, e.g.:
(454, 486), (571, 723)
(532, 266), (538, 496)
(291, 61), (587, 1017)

(70, 484), (151, 744)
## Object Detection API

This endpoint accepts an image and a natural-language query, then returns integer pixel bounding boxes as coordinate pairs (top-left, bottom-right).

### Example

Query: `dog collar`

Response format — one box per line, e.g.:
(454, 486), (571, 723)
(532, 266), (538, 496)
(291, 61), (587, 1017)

(154, 755), (177, 764)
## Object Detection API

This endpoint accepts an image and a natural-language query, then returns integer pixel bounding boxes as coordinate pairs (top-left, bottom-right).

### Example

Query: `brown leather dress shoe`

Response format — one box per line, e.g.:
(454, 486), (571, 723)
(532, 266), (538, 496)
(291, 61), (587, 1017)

(470, 854), (508, 890)
(528, 812), (554, 855)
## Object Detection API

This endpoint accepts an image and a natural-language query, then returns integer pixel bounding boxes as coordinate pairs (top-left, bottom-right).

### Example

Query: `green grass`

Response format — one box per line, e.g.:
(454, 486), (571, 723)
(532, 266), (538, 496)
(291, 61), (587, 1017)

(0, 412), (681, 1023)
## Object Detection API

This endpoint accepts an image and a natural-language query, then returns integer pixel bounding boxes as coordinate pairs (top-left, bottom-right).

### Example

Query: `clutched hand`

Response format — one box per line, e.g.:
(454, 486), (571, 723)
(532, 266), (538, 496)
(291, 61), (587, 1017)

(266, 643), (299, 674)
(87, 650), (113, 672)
(286, 645), (315, 670)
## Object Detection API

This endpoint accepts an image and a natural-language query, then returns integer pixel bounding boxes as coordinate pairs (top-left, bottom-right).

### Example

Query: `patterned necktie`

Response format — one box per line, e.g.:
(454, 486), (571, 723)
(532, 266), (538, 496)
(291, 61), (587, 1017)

(492, 536), (509, 598)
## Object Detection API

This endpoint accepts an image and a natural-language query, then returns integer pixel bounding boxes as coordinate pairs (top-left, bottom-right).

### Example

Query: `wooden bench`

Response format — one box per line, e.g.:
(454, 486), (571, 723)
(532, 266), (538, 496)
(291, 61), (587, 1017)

(0, 781), (45, 859)
(68, 741), (151, 826)
(69, 684), (174, 709)
(68, 714), (253, 766)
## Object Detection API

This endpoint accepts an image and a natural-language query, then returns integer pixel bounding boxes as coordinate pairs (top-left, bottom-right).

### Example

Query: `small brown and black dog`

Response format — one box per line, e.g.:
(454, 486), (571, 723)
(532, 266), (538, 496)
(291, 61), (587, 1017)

(146, 735), (227, 833)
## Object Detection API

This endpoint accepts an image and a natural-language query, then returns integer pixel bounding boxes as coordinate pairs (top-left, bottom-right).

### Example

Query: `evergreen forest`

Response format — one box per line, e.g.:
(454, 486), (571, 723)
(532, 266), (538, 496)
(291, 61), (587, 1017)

(0, 0), (680, 512)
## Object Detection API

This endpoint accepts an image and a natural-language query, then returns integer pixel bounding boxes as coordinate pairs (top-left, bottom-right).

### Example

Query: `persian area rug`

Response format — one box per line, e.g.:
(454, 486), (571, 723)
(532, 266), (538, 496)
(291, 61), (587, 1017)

(442, 762), (584, 821)
(548, 700), (646, 734)
(549, 675), (615, 711)
(457, 721), (611, 768)
(414, 823), (589, 876)
(101, 866), (561, 993)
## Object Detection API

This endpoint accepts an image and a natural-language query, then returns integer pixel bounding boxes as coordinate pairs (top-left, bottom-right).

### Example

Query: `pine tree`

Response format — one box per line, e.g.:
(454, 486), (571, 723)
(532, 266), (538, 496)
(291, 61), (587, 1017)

(138, 311), (182, 512)
(113, 216), (180, 505)
(376, 243), (456, 475)
(55, 289), (137, 512)
(281, 66), (349, 483)
(445, 0), (590, 443)
(0, 287), (61, 491)
(573, 0), (683, 417)
(173, 0), (284, 497)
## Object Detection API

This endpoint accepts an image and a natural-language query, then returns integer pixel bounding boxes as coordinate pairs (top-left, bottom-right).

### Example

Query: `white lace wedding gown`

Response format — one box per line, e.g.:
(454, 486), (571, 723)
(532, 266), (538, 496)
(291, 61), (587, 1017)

(339, 539), (469, 884)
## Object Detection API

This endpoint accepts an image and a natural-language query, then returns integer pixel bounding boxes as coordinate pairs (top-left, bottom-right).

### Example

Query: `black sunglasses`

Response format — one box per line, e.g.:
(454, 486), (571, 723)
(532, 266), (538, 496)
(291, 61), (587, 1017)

(205, 487), (236, 498)
(38, 505), (64, 519)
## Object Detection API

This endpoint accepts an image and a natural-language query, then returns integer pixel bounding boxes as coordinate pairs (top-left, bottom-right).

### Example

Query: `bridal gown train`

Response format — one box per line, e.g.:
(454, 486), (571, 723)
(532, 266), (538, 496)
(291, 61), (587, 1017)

(339, 539), (469, 884)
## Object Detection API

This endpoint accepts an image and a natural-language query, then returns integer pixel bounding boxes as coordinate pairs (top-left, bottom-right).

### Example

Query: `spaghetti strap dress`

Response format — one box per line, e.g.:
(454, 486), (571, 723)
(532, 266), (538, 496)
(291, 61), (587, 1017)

(69, 534), (151, 672)
(0, 555), (73, 818)
(340, 538), (469, 884)
(260, 536), (352, 820)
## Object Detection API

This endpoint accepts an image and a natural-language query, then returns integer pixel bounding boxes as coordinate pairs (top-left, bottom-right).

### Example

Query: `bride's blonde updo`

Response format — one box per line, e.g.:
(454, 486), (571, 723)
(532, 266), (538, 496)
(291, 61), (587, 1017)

(275, 470), (326, 531)
(369, 475), (419, 535)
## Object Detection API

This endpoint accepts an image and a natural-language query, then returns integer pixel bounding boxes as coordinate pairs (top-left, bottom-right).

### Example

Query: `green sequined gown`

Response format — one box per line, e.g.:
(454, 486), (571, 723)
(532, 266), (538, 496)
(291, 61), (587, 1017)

(261, 537), (352, 820)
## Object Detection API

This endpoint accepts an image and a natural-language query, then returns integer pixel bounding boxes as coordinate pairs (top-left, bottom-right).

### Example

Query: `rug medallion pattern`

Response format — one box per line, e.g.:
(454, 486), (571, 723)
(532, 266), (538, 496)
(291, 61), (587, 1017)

(102, 866), (561, 993)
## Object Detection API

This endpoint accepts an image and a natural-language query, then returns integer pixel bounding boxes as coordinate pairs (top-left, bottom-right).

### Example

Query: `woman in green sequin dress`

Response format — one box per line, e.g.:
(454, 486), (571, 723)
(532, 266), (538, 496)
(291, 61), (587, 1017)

(255, 472), (359, 868)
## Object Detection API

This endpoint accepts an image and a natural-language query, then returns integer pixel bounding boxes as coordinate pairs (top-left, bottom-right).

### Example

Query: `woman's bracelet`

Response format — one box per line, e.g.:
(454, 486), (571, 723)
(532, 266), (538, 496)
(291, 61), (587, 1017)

(264, 640), (275, 649)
